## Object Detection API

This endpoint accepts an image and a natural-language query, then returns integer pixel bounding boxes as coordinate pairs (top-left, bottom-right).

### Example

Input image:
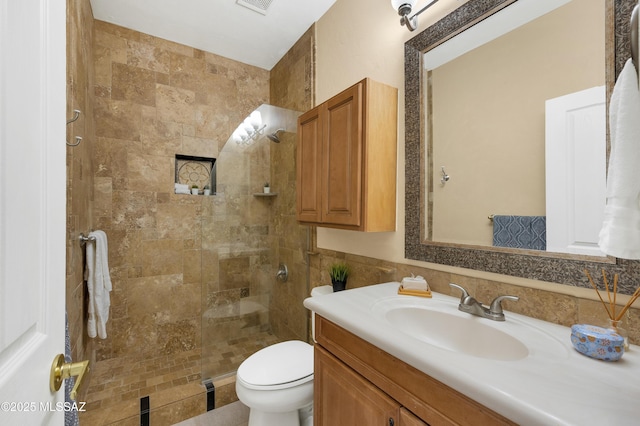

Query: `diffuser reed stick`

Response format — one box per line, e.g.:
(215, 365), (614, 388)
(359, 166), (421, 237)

(584, 269), (640, 322)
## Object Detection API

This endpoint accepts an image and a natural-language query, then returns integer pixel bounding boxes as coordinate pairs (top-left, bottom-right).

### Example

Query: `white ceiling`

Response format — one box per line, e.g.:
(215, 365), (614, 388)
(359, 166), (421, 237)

(90, 0), (337, 70)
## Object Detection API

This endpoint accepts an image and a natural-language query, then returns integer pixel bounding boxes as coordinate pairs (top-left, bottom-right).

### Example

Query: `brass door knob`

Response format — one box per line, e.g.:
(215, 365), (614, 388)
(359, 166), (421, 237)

(50, 354), (89, 400)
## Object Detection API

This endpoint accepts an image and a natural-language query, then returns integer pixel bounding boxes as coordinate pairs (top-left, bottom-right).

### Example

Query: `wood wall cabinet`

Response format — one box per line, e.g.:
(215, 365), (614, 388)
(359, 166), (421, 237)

(296, 78), (397, 231)
(314, 315), (516, 426)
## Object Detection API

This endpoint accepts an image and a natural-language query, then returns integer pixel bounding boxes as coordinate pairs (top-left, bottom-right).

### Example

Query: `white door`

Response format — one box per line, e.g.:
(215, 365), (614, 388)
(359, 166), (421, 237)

(0, 0), (67, 424)
(545, 86), (606, 256)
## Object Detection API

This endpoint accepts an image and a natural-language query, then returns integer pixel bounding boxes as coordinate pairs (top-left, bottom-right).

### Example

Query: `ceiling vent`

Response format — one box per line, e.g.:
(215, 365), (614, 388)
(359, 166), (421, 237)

(236, 0), (274, 15)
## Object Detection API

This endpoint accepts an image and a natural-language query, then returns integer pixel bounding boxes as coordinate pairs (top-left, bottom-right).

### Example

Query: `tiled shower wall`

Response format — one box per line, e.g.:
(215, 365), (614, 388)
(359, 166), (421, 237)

(66, 0), (96, 367)
(90, 20), (269, 361)
(268, 26), (316, 341)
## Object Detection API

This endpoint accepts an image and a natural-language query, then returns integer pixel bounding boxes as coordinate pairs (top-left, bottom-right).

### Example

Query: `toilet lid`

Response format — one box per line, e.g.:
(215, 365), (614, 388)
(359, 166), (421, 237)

(237, 340), (313, 387)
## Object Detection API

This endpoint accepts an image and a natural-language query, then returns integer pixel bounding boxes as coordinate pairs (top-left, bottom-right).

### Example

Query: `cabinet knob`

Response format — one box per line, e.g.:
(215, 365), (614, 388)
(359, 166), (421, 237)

(388, 417), (395, 426)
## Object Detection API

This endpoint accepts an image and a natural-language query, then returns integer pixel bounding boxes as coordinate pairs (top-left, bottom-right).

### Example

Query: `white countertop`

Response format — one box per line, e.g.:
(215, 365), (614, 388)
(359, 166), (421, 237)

(304, 282), (640, 425)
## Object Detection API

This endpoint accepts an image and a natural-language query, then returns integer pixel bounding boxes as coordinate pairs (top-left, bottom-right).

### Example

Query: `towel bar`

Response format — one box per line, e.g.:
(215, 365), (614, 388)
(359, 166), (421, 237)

(79, 233), (96, 244)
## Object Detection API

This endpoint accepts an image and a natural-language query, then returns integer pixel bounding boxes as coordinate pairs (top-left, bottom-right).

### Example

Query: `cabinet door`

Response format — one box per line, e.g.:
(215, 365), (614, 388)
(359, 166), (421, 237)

(315, 346), (399, 426)
(400, 408), (429, 426)
(322, 82), (363, 226)
(297, 107), (323, 222)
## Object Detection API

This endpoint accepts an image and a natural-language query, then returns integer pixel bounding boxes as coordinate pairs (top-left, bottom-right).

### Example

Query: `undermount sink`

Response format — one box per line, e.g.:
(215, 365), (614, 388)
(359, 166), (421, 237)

(371, 296), (569, 362)
(385, 306), (529, 361)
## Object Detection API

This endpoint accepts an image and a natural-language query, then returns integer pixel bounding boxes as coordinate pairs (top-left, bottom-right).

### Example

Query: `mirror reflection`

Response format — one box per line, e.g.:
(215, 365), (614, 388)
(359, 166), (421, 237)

(424, 0), (606, 257)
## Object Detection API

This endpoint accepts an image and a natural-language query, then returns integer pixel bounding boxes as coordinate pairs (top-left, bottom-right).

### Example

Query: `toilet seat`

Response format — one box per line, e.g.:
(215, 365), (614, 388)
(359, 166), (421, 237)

(237, 340), (313, 390)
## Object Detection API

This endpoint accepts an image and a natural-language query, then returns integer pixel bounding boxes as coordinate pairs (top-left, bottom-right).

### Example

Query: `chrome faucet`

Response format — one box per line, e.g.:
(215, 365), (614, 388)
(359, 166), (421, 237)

(449, 283), (519, 321)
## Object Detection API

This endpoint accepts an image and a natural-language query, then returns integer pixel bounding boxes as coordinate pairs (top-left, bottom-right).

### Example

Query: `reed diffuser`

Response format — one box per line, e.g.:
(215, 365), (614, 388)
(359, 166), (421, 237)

(584, 269), (640, 350)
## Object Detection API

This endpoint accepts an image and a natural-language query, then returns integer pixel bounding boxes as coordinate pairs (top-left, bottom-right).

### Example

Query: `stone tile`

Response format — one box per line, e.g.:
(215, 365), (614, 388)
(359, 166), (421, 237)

(140, 239), (184, 276)
(149, 388), (206, 425)
(182, 135), (218, 158)
(94, 24), (129, 50)
(95, 20), (141, 42)
(93, 177), (112, 217)
(159, 319), (200, 354)
(170, 52), (207, 92)
(184, 249), (202, 284)
(126, 39), (171, 74)
(156, 71), (170, 85)
(126, 152), (174, 192)
(156, 202), (200, 240)
(111, 62), (157, 106)
(214, 382), (239, 408)
(142, 33), (195, 57)
(219, 256), (251, 291)
(156, 84), (196, 124)
(141, 117), (183, 156)
(194, 104), (231, 140)
(95, 97), (143, 141)
(94, 45), (112, 87)
(94, 137), (136, 182)
(94, 85), (111, 98)
(111, 190), (157, 230)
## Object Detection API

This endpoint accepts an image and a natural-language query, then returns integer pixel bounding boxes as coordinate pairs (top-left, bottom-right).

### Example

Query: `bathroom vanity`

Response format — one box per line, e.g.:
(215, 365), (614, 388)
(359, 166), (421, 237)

(314, 316), (513, 425)
(304, 283), (640, 425)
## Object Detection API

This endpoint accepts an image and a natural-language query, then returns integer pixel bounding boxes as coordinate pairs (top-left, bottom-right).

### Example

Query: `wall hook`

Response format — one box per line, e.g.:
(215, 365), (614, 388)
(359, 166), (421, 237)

(66, 109), (82, 146)
(440, 166), (450, 185)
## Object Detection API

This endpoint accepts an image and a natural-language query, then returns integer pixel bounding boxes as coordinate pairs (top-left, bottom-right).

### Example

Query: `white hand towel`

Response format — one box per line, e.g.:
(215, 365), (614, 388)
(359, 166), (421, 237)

(599, 59), (640, 259)
(401, 275), (429, 291)
(85, 230), (112, 339)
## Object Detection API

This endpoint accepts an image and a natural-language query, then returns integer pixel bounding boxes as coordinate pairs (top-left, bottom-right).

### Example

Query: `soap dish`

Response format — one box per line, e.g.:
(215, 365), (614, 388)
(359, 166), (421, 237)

(570, 324), (624, 362)
(397, 285), (432, 298)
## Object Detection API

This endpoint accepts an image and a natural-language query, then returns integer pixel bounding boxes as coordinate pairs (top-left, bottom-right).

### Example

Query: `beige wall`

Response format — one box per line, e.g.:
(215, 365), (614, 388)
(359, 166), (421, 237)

(311, 0), (640, 341)
(314, 0), (465, 262)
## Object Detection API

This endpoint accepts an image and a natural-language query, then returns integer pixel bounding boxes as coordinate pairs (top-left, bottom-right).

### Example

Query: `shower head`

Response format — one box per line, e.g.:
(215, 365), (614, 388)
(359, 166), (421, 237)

(267, 128), (285, 143)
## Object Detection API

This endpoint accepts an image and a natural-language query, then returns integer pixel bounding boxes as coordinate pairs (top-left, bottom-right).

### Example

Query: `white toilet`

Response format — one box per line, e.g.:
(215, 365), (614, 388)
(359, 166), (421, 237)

(235, 285), (333, 426)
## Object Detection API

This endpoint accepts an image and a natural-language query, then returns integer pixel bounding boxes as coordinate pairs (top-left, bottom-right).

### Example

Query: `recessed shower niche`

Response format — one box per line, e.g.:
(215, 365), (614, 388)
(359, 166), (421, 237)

(175, 154), (217, 194)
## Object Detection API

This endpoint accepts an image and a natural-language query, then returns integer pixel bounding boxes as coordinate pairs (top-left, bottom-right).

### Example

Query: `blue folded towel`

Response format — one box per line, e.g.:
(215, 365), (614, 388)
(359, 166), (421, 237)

(493, 215), (546, 250)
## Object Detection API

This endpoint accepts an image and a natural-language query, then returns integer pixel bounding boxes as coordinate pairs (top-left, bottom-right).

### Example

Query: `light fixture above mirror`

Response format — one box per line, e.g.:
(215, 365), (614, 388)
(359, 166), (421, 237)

(391, 0), (440, 31)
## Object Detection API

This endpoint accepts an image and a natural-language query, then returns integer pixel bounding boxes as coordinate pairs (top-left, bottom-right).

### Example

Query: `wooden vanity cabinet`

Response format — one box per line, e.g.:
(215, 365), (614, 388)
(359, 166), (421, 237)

(296, 78), (397, 231)
(315, 345), (402, 425)
(314, 315), (516, 426)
